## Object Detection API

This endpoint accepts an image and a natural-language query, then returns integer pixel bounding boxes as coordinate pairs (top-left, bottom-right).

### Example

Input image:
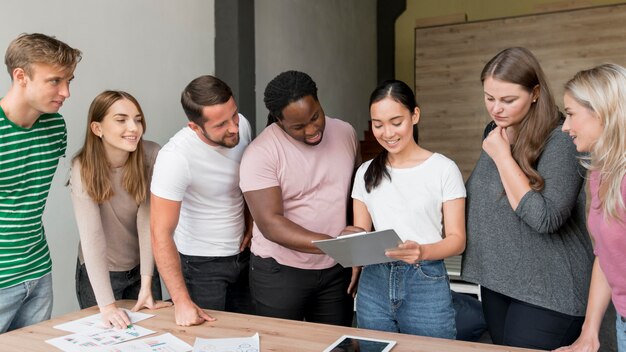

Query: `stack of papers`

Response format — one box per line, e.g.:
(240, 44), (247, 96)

(193, 333), (259, 352)
(46, 310), (192, 352)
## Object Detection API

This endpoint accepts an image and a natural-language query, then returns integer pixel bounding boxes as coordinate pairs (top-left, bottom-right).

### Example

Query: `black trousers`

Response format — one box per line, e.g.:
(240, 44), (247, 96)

(179, 248), (253, 314)
(249, 254), (353, 326)
(481, 286), (584, 350)
(75, 260), (162, 309)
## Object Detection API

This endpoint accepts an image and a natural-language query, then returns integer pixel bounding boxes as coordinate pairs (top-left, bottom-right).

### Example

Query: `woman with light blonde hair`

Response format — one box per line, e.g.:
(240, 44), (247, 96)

(556, 63), (626, 352)
(69, 91), (170, 329)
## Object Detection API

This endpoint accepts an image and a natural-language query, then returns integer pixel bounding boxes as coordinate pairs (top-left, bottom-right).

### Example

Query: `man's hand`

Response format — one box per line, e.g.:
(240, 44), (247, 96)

(239, 229), (252, 251)
(174, 299), (216, 327)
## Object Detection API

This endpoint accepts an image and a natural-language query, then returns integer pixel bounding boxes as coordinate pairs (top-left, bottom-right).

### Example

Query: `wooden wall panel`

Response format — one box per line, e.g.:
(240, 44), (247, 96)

(414, 3), (626, 179)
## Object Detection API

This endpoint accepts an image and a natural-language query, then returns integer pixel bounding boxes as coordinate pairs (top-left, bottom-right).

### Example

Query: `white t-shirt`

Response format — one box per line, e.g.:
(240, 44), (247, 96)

(151, 114), (251, 256)
(352, 153), (466, 245)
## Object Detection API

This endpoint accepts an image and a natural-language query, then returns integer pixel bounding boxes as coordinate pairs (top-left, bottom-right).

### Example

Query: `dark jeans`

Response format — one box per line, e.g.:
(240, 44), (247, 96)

(481, 286), (584, 350)
(75, 260), (162, 309)
(249, 253), (353, 326)
(452, 291), (487, 342)
(179, 249), (253, 314)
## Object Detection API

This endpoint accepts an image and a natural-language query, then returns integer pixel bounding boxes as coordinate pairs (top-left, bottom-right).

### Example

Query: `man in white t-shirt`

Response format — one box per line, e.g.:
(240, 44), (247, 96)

(151, 76), (252, 326)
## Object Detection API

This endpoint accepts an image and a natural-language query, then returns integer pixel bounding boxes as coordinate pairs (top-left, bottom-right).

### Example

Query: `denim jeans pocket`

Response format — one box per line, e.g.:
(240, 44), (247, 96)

(416, 260), (447, 280)
(250, 255), (281, 273)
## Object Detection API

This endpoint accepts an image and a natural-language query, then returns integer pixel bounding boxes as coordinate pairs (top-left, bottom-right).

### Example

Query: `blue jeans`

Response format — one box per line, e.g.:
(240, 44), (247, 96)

(0, 273), (53, 333)
(180, 249), (253, 314)
(75, 260), (162, 309)
(356, 260), (456, 339)
(617, 314), (626, 352)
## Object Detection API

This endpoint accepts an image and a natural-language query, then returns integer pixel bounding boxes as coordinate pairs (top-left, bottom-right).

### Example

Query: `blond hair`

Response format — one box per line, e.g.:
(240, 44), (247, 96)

(73, 91), (147, 204)
(5, 33), (82, 78)
(565, 63), (626, 219)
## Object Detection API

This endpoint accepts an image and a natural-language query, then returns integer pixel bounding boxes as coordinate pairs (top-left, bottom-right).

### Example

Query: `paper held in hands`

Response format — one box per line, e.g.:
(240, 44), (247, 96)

(312, 229), (402, 267)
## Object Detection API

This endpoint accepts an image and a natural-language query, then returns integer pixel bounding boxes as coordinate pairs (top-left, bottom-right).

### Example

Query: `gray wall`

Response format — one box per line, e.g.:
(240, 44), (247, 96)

(254, 0), (377, 138)
(1, 0), (376, 318)
(0, 0), (215, 317)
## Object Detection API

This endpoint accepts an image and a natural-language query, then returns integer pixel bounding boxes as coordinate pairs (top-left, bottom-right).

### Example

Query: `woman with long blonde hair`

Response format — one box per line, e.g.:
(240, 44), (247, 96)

(556, 63), (626, 352)
(70, 91), (170, 329)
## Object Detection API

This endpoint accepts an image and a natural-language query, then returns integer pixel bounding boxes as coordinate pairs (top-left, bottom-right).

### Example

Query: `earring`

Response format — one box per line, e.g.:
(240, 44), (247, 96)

(533, 99), (537, 103)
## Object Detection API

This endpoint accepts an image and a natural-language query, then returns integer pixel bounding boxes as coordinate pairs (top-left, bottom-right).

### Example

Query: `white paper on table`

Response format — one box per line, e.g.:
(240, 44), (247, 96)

(192, 333), (259, 352)
(45, 324), (156, 352)
(92, 333), (192, 352)
(54, 309), (155, 333)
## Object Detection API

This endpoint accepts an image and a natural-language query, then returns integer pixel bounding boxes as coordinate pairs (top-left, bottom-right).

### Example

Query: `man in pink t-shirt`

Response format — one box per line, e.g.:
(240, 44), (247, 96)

(239, 71), (360, 326)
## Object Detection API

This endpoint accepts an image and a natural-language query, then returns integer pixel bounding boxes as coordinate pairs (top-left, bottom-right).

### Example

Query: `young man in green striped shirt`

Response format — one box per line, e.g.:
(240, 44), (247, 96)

(0, 33), (81, 333)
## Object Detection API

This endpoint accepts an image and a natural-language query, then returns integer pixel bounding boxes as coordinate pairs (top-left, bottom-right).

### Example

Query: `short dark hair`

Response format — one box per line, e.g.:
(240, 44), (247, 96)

(181, 75), (233, 125)
(263, 70), (318, 126)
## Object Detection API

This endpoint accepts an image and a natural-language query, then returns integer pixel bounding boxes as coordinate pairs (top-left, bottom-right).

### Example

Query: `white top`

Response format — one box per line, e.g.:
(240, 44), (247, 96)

(151, 114), (252, 256)
(351, 153), (466, 245)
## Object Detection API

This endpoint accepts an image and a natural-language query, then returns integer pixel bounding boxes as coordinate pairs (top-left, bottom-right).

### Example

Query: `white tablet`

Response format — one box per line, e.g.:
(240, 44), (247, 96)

(313, 229), (402, 267)
(322, 335), (396, 352)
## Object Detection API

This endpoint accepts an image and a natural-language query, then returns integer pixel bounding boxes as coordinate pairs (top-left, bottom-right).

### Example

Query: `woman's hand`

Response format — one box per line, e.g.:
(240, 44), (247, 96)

(552, 332), (600, 352)
(385, 240), (422, 264)
(482, 126), (512, 162)
(100, 303), (131, 329)
(347, 266), (361, 297)
(340, 226), (366, 236)
(131, 285), (173, 312)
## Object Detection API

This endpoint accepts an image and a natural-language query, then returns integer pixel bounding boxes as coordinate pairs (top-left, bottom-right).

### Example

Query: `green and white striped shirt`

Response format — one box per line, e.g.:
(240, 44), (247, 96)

(0, 107), (66, 289)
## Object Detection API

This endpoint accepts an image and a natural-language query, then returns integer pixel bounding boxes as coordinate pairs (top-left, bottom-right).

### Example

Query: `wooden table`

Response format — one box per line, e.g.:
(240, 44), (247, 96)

(0, 300), (539, 351)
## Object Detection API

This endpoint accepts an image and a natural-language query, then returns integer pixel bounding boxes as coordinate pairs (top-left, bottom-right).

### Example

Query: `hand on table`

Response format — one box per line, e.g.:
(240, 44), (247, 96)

(174, 299), (216, 326)
(553, 333), (600, 352)
(100, 303), (132, 330)
(131, 287), (173, 312)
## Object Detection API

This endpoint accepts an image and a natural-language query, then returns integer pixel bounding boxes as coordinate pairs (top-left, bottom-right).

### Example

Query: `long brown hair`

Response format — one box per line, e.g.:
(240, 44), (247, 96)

(73, 91), (147, 204)
(481, 47), (561, 191)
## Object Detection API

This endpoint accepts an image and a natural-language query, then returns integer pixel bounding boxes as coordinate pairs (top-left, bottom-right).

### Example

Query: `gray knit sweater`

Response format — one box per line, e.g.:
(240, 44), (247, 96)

(461, 126), (594, 316)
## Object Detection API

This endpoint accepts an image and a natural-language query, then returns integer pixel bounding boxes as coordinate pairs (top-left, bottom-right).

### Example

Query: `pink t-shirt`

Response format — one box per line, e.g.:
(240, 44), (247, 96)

(588, 171), (626, 317)
(239, 117), (358, 269)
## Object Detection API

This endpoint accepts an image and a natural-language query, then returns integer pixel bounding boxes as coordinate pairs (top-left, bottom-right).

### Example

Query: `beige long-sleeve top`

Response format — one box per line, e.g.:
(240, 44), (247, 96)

(70, 141), (160, 307)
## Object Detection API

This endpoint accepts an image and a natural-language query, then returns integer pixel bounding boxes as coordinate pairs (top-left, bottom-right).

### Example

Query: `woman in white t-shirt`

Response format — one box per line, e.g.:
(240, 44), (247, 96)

(70, 91), (171, 329)
(350, 80), (466, 338)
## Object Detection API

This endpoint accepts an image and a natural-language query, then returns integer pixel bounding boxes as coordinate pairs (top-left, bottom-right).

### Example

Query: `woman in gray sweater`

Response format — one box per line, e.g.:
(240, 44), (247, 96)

(461, 47), (594, 350)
